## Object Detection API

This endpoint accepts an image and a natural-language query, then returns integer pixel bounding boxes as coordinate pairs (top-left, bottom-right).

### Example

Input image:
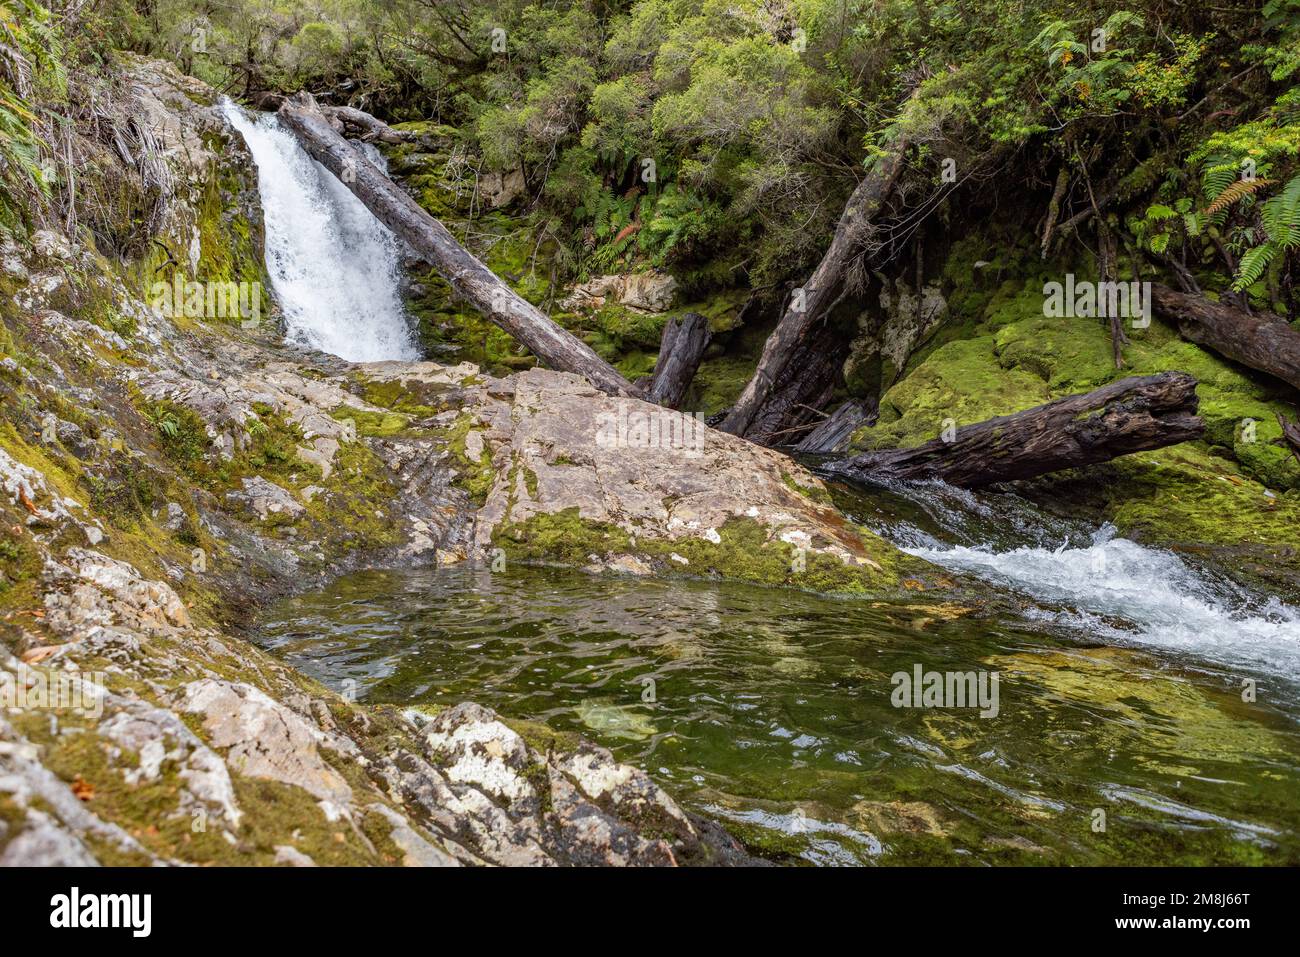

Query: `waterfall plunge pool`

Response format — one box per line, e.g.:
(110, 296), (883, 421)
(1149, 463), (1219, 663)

(255, 551), (1300, 866)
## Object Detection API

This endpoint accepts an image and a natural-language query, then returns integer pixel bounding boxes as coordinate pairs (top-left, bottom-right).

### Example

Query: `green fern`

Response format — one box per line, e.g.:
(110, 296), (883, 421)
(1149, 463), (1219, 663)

(1231, 172), (1300, 290)
(1260, 174), (1300, 248)
(1233, 244), (1277, 291)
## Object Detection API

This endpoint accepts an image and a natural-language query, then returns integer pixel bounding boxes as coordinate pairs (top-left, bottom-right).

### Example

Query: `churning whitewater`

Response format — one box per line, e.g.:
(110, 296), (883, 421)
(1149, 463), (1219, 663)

(221, 100), (419, 363)
(907, 525), (1300, 676)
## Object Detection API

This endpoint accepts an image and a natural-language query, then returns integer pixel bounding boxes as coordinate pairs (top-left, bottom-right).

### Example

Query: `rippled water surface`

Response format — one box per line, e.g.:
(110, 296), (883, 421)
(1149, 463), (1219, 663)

(257, 559), (1300, 865)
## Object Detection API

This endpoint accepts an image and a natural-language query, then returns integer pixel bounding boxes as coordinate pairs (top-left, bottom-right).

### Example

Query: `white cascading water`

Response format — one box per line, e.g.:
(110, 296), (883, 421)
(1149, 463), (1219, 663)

(220, 100), (419, 363)
(906, 524), (1300, 676)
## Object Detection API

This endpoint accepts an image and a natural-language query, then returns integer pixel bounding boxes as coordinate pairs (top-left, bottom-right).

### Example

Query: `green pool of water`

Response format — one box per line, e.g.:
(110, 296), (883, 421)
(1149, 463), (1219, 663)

(256, 563), (1300, 865)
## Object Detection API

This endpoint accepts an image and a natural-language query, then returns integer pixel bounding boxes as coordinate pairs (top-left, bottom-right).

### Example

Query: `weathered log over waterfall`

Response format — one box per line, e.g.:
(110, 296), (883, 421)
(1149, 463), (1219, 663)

(252, 92), (412, 143)
(277, 93), (633, 397)
(820, 372), (1203, 488)
(1151, 284), (1300, 393)
(721, 140), (909, 441)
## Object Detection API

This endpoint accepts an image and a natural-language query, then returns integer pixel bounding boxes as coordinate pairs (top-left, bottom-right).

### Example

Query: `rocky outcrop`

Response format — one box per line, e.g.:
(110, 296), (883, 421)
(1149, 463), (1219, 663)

(1, 537), (751, 865)
(448, 367), (928, 589)
(560, 271), (678, 313)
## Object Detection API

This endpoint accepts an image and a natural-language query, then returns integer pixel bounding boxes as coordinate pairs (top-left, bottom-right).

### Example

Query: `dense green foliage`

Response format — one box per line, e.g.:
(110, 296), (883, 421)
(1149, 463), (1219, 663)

(68, 0), (1294, 316)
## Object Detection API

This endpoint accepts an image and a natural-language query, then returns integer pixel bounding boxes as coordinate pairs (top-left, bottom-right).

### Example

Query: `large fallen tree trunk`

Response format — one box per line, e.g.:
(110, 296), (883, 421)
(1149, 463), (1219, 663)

(277, 93), (633, 397)
(820, 372), (1203, 488)
(1151, 284), (1300, 392)
(720, 140), (909, 440)
(642, 312), (711, 409)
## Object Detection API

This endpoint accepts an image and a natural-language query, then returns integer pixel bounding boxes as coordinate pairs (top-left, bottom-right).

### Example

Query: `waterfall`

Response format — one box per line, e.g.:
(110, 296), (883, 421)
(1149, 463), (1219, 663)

(221, 100), (419, 363)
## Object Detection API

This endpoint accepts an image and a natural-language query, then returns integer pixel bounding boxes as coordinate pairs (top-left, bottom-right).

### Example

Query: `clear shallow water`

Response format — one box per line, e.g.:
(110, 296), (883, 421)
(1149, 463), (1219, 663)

(257, 560), (1300, 866)
(221, 101), (419, 362)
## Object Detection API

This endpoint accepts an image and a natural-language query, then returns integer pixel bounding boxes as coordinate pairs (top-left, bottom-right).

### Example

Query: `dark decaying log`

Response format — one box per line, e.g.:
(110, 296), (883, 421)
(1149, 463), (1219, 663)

(1279, 414), (1300, 466)
(743, 318), (851, 445)
(821, 372), (1203, 488)
(793, 398), (878, 454)
(277, 93), (632, 397)
(721, 140), (909, 440)
(1152, 284), (1300, 393)
(643, 312), (711, 409)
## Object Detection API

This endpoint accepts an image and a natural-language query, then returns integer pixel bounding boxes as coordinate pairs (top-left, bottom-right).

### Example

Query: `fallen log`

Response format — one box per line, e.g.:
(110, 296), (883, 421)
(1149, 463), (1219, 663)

(277, 93), (632, 397)
(327, 104), (411, 144)
(251, 93), (411, 143)
(1151, 284), (1300, 392)
(643, 312), (710, 409)
(792, 398), (878, 454)
(721, 139), (909, 440)
(820, 372), (1203, 488)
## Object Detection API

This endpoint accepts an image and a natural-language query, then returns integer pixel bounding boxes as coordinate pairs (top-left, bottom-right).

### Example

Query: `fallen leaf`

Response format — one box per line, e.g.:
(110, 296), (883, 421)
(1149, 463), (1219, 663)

(71, 777), (95, 802)
(20, 644), (58, 663)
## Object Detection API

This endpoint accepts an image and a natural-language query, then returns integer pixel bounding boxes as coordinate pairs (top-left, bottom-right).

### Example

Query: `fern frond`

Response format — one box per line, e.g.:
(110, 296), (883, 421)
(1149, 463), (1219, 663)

(1260, 173), (1300, 248)
(1203, 177), (1274, 217)
(1200, 162), (1238, 200)
(1232, 243), (1278, 291)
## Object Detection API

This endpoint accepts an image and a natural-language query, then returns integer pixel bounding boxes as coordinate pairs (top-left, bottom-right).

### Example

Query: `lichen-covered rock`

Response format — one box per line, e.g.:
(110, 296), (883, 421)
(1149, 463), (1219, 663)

(560, 271), (678, 313)
(450, 367), (930, 591)
(225, 476), (306, 522)
(179, 679), (354, 811)
(1, 538), (755, 866)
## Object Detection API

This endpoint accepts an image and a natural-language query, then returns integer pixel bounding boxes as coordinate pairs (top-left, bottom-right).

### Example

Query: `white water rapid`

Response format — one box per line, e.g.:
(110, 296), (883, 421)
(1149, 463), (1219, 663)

(906, 524), (1300, 677)
(221, 100), (419, 362)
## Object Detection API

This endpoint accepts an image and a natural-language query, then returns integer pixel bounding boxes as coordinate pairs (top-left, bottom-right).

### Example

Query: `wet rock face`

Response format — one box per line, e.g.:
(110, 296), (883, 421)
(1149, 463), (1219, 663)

(457, 368), (919, 588)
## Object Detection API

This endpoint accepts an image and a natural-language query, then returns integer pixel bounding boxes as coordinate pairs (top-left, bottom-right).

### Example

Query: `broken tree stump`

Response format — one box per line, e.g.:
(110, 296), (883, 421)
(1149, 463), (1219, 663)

(642, 312), (711, 409)
(276, 92), (632, 397)
(820, 372), (1203, 488)
(721, 140), (909, 441)
(793, 399), (878, 454)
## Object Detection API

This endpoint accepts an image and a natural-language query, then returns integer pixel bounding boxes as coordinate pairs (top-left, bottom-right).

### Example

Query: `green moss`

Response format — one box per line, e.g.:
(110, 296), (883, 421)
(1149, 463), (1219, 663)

(0, 524), (40, 610)
(492, 508), (923, 593)
(330, 405), (412, 438)
(18, 712), (386, 866)
(781, 471), (833, 505)
(146, 400), (210, 463)
(1107, 445), (1300, 547)
(994, 315), (1147, 392)
(436, 412), (495, 505)
(297, 442), (404, 553)
(194, 144), (267, 297)
(685, 353), (755, 418)
(352, 377), (447, 418)
(854, 338), (1049, 451)
(503, 716), (584, 755)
